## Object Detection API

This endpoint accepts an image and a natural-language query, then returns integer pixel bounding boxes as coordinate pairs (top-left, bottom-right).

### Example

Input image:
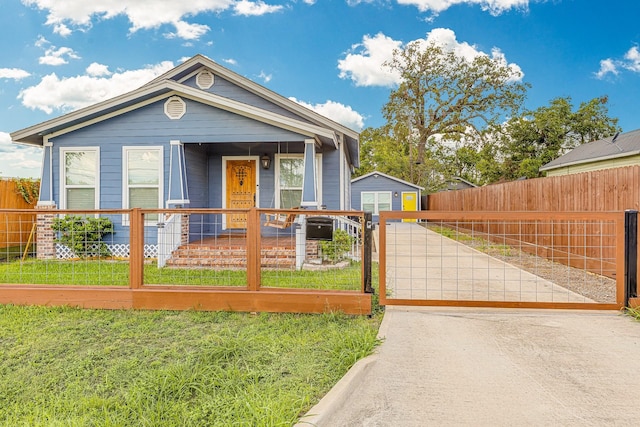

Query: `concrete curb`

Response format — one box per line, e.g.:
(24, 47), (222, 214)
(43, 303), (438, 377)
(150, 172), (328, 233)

(295, 308), (392, 426)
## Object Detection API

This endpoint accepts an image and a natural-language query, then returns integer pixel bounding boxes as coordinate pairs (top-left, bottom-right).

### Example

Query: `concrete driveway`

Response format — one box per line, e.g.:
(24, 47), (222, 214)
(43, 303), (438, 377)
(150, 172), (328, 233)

(299, 306), (640, 426)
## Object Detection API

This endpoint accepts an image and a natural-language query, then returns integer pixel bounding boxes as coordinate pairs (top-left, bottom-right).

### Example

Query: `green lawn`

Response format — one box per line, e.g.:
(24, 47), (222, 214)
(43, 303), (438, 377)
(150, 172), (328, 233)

(0, 304), (383, 426)
(0, 259), (365, 291)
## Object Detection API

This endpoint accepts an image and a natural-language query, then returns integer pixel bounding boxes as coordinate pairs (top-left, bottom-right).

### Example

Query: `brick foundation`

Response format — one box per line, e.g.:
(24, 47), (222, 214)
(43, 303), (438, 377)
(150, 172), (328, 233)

(36, 204), (56, 260)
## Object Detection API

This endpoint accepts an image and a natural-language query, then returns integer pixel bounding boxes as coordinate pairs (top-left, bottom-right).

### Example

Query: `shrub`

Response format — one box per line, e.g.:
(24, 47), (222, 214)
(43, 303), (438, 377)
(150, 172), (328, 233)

(13, 178), (40, 205)
(320, 229), (355, 262)
(51, 216), (114, 258)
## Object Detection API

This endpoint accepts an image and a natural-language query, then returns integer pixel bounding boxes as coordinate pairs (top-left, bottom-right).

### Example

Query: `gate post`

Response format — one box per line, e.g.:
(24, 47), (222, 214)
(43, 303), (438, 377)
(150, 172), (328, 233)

(624, 210), (638, 307)
(363, 212), (373, 294)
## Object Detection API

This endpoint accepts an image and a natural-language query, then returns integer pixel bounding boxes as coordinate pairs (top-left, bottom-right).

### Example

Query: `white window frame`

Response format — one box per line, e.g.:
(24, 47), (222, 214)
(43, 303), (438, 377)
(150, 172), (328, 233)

(122, 146), (164, 226)
(59, 147), (100, 210)
(361, 191), (392, 215)
(275, 153), (322, 208)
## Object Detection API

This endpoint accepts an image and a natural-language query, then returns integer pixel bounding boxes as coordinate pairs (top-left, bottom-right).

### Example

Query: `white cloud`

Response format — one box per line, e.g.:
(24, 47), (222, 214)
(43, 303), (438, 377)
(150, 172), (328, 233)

(290, 97), (365, 131)
(86, 62), (111, 77)
(338, 28), (523, 87)
(623, 46), (640, 72)
(233, 0), (284, 16)
(22, 0), (234, 40)
(0, 132), (42, 178)
(35, 37), (80, 66)
(53, 23), (72, 36)
(18, 61), (175, 114)
(164, 21), (211, 40)
(395, 0), (530, 15)
(0, 68), (31, 80)
(338, 33), (402, 87)
(595, 58), (618, 79)
(258, 70), (272, 83)
(224, 58), (238, 66)
(595, 46), (640, 79)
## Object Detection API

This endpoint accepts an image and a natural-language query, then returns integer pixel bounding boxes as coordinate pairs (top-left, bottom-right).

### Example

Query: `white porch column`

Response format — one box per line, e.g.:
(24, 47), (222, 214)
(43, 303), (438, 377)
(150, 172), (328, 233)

(166, 140), (190, 208)
(300, 139), (318, 208)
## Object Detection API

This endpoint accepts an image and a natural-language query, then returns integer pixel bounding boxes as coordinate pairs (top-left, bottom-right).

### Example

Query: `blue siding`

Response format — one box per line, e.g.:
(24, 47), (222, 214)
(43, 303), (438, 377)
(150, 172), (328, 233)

(183, 74), (314, 124)
(45, 94), (345, 241)
(321, 148), (340, 210)
(352, 174), (421, 221)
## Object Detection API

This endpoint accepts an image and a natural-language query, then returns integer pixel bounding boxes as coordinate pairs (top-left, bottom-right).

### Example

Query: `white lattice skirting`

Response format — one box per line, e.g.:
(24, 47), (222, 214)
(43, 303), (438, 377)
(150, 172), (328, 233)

(55, 244), (158, 259)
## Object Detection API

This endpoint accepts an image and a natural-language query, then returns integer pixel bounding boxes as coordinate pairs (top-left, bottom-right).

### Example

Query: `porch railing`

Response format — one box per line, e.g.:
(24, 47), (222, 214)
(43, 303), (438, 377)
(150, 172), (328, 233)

(156, 213), (182, 268)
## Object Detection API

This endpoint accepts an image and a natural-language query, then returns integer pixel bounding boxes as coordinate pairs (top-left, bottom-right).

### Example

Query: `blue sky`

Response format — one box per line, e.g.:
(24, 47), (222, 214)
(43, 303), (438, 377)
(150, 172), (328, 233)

(2, 0), (640, 178)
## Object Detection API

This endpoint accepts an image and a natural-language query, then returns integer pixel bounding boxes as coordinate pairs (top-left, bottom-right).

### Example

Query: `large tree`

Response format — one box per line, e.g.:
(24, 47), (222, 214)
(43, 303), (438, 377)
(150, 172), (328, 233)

(497, 96), (621, 180)
(381, 40), (529, 189)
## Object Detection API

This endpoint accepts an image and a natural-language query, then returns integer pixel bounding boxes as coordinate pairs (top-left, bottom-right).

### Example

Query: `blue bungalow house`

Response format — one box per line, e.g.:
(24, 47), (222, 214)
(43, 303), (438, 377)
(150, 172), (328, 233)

(11, 54), (359, 258)
(351, 171), (423, 222)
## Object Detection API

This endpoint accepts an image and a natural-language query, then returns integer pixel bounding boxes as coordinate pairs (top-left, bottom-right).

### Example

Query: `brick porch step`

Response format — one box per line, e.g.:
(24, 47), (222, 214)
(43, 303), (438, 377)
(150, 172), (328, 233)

(164, 245), (296, 269)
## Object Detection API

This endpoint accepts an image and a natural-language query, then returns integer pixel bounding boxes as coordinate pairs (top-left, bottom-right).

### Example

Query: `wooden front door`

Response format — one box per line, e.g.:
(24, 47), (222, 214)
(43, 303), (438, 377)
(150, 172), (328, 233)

(226, 159), (256, 229)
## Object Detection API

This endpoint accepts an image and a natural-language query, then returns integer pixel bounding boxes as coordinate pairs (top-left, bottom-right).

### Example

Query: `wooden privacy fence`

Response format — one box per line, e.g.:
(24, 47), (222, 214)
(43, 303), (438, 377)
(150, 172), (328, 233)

(0, 179), (37, 250)
(427, 166), (640, 279)
(428, 166), (640, 212)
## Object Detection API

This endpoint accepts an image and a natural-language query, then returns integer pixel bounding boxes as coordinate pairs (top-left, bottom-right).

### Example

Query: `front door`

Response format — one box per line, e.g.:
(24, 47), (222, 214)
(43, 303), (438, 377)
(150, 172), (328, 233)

(402, 192), (418, 223)
(226, 159), (256, 229)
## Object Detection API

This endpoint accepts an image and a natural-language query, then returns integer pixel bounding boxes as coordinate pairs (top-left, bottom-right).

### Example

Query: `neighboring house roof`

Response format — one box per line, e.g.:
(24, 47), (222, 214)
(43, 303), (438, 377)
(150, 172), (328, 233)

(443, 176), (477, 191)
(540, 129), (640, 172)
(11, 54), (360, 167)
(352, 170), (424, 191)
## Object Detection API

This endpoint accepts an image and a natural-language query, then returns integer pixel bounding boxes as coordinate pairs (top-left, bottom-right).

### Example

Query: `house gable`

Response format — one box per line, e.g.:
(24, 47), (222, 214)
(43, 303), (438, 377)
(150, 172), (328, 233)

(180, 70), (310, 124)
(541, 129), (640, 175)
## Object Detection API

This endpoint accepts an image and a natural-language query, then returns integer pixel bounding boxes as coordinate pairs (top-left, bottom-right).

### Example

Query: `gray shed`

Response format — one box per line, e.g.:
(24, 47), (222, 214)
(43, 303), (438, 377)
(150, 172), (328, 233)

(351, 171), (423, 221)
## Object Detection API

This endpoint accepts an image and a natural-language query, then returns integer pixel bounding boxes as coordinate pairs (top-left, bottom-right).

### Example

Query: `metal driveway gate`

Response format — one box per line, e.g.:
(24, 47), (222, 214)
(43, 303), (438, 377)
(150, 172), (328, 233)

(378, 211), (635, 310)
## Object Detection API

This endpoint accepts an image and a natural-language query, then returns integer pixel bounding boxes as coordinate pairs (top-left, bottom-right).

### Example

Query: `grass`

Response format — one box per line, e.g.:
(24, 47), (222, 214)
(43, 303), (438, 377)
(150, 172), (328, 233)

(0, 259), (364, 291)
(626, 306), (640, 320)
(428, 225), (512, 255)
(0, 304), (383, 426)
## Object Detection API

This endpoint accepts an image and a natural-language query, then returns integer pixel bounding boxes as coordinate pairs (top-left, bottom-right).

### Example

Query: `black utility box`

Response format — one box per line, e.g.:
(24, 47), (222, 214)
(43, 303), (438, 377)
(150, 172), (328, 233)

(306, 217), (333, 241)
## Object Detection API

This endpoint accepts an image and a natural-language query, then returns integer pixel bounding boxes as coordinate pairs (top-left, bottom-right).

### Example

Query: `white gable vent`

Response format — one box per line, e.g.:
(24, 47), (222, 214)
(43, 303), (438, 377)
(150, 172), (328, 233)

(196, 69), (215, 89)
(164, 96), (186, 120)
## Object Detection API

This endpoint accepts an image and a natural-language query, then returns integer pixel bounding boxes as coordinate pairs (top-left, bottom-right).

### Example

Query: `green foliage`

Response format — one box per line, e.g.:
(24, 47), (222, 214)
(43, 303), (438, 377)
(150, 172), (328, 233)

(13, 177), (40, 205)
(495, 96), (621, 181)
(51, 216), (114, 258)
(320, 229), (355, 262)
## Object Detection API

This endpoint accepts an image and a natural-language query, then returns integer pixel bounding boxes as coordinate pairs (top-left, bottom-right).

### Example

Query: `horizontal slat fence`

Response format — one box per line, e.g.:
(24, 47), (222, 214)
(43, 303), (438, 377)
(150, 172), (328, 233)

(0, 180), (37, 251)
(427, 166), (640, 279)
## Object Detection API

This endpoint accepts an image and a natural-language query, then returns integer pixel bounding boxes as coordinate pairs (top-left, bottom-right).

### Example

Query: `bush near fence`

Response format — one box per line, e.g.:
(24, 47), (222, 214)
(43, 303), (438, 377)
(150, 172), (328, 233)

(0, 178), (38, 254)
(427, 166), (640, 278)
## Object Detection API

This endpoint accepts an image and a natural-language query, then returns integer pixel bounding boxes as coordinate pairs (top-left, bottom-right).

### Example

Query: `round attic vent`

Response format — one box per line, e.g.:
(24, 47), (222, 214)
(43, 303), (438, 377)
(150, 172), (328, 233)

(164, 96), (186, 120)
(196, 69), (214, 89)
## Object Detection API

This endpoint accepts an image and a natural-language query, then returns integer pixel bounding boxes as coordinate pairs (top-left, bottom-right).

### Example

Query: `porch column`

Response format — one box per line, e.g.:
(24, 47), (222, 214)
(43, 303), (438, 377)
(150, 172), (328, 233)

(166, 140), (190, 208)
(300, 139), (318, 208)
(39, 140), (54, 204)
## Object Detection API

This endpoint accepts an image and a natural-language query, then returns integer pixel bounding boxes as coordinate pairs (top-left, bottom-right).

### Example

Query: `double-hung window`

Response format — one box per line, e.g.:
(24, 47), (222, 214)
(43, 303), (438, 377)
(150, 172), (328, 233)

(123, 147), (163, 223)
(275, 154), (322, 208)
(61, 148), (99, 209)
(277, 156), (304, 209)
(361, 191), (391, 214)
